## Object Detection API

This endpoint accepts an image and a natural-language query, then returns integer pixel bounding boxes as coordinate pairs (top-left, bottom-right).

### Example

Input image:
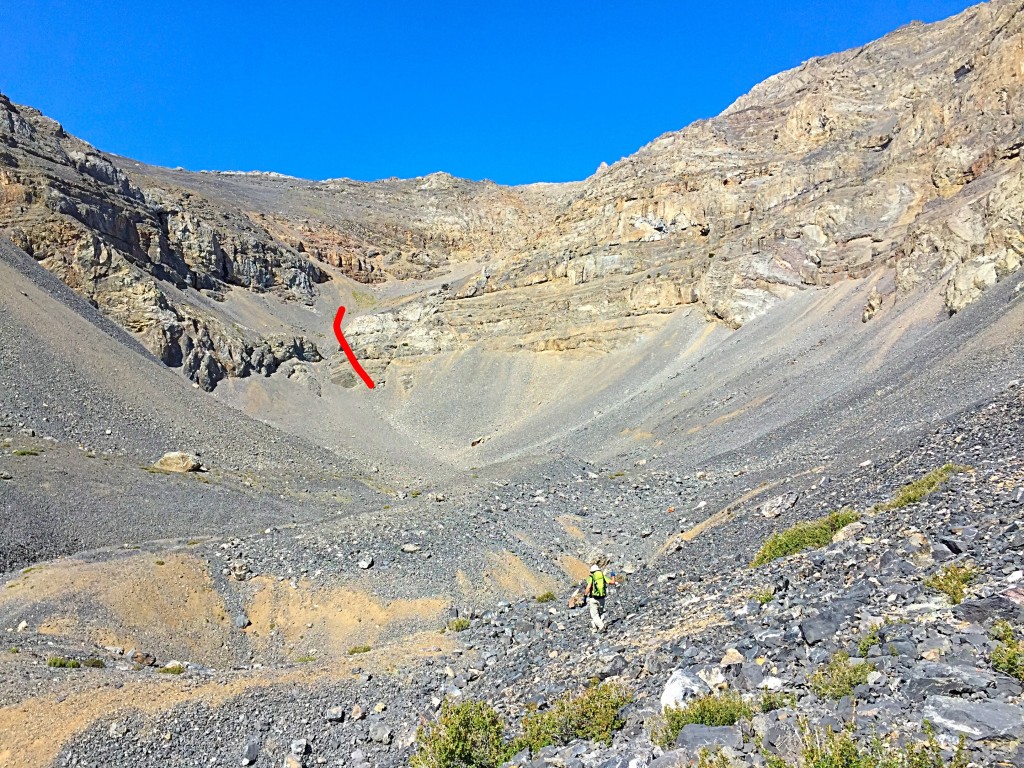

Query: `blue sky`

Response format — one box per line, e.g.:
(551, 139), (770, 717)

(4, 1), (975, 185)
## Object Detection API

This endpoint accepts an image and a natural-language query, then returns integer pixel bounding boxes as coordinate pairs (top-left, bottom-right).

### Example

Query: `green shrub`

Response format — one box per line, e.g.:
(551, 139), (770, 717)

(447, 618), (471, 632)
(990, 621), (1024, 682)
(82, 658), (106, 668)
(695, 749), (731, 768)
(924, 564), (975, 605)
(992, 619), (1016, 643)
(294, 654), (317, 664)
(858, 626), (882, 657)
(751, 509), (860, 567)
(764, 722), (967, 768)
(157, 663), (185, 674)
(47, 656), (80, 669)
(13, 449), (40, 457)
(536, 591), (556, 603)
(810, 652), (874, 699)
(348, 644), (371, 655)
(873, 464), (971, 512)
(753, 588), (775, 606)
(411, 700), (512, 768)
(759, 691), (796, 712)
(412, 685), (633, 765)
(516, 682), (632, 753)
(656, 692), (752, 747)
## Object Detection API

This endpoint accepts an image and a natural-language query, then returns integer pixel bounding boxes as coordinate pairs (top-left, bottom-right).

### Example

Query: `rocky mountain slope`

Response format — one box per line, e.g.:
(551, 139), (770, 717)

(0, 236), (385, 572)
(1, 1), (1024, 767)
(340, 0), (1024, 382)
(2, 360), (1022, 767)
(2, 0), (1023, 398)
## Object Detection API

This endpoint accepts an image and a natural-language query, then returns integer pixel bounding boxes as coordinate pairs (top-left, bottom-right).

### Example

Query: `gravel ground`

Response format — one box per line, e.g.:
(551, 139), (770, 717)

(0, 383), (1014, 767)
(0, 237), (385, 570)
(2, 238), (1024, 767)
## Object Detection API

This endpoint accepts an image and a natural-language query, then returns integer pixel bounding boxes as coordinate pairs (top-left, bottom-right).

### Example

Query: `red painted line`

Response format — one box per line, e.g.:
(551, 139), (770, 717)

(333, 306), (376, 389)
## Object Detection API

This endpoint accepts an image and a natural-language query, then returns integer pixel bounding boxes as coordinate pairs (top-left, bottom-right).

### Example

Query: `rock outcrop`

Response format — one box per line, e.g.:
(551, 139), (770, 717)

(2, 0), (1023, 389)
(344, 0), (1024, 383)
(0, 94), (325, 389)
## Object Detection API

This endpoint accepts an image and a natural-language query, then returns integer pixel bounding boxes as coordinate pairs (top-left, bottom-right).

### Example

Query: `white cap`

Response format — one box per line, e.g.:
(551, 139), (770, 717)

(590, 565), (600, 573)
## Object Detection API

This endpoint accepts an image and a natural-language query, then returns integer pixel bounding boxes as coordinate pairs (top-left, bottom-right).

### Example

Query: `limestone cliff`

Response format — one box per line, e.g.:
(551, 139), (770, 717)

(1, 0), (1021, 390)
(343, 0), (1024, 384)
(0, 94), (325, 389)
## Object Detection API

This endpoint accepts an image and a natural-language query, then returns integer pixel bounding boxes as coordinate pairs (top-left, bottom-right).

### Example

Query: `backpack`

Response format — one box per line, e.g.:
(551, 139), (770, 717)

(589, 570), (607, 598)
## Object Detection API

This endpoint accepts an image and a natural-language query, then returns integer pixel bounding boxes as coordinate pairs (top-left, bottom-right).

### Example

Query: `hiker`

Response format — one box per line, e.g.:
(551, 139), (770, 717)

(585, 564), (608, 633)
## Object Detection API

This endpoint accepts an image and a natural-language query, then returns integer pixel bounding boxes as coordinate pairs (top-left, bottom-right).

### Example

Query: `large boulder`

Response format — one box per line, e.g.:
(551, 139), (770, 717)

(152, 452), (202, 473)
(674, 724), (743, 751)
(953, 593), (1024, 625)
(660, 669), (711, 711)
(922, 696), (1024, 741)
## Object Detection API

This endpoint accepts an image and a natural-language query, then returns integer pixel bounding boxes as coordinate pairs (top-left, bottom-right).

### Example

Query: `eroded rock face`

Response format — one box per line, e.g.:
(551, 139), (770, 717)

(335, 0), (1024, 382)
(1, 0), (1022, 389)
(0, 94), (324, 390)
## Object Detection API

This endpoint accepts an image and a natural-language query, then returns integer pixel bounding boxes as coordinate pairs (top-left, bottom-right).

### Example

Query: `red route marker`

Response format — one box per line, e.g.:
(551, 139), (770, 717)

(333, 306), (375, 389)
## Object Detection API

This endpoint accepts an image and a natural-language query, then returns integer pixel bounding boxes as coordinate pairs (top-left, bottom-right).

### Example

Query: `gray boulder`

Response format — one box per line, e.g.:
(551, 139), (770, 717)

(922, 695), (1024, 741)
(660, 669), (711, 711)
(648, 751), (693, 768)
(674, 724), (743, 750)
(953, 595), (1024, 624)
(800, 615), (840, 646)
(369, 721), (393, 745)
(241, 738), (261, 766)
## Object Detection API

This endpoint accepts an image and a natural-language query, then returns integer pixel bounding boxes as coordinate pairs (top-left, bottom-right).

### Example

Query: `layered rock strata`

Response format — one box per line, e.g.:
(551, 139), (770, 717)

(1, 0), (1022, 389)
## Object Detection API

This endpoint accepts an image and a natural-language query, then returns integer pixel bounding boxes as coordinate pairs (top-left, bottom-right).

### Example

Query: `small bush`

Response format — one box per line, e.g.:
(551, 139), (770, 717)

(157, 663), (185, 674)
(751, 509), (860, 567)
(516, 682), (633, 753)
(410, 685), (633, 767)
(409, 490), (422, 498)
(294, 654), (317, 664)
(411, 700), (512, 768)
(810, 652), (874, 699)
(763, 722), (967, 768)
(759, 691), (796, 712)
(348, 644), (371, 655)
(82, 658), (106, 668)
(47, 656), (80, 669)
(873, 464), (971, 512)
(990, 621), (1024, 682)
(536, 591), (556, 603)
(13, 449), (40, 457)
(992, 619), (1016, 643)
(657, 692), (752, 747)
(858, 626), (881, 657)
(695, 749), (731, 768)
(924, 564), (975, 605)
(8, 647), (18, 654)
(447, 618), (471, 632)
(753, 588), (775, 606)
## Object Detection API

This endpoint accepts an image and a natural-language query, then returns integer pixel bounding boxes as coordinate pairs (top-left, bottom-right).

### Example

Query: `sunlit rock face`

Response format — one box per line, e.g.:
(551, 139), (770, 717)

(1, 0), (1022, 387)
